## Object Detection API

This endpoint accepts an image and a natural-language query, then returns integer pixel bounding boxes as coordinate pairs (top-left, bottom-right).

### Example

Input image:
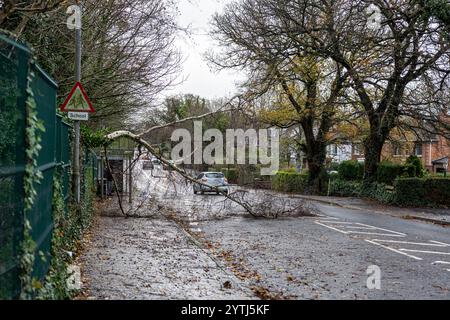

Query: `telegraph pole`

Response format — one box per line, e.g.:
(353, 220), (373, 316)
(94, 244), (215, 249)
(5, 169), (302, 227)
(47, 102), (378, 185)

(65, 4), (93, 204)
(73, 7), (82, 203)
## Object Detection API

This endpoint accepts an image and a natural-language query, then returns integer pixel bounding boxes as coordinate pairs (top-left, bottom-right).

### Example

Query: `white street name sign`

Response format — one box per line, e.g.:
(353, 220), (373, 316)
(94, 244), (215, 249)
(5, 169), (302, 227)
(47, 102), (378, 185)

(68, 112), (89, 121)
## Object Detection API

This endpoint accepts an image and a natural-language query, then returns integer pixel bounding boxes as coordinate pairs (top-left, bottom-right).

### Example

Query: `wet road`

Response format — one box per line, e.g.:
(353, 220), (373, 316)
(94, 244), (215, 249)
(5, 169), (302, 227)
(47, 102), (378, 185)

(80, 164), (450, 299)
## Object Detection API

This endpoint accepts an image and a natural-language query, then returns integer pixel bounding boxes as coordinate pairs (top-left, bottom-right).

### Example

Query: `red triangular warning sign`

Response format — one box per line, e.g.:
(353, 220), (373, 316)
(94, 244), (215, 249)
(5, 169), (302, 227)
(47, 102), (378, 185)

(60, 82), (95, 113)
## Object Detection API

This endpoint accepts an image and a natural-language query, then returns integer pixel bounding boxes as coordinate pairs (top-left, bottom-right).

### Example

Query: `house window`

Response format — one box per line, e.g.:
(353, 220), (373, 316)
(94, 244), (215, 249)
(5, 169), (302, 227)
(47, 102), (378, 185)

(394, 146), (402, 156)
(353, 144), (362, 155)
(327, 144), (338, 155)
(415, 143), (423, 156)
(394, 146), (399, 155)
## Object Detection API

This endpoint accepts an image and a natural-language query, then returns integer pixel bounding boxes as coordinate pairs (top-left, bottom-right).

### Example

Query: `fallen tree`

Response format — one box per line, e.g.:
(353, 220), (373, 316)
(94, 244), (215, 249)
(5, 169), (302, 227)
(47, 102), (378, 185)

(102, 97), (316, 219)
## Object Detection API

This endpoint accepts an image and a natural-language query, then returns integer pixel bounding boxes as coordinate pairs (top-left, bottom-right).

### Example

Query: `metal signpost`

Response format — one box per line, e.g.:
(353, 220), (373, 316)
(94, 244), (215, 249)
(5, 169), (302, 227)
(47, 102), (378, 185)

(60, 81), (95, 203)
(63, 4), (95, 203)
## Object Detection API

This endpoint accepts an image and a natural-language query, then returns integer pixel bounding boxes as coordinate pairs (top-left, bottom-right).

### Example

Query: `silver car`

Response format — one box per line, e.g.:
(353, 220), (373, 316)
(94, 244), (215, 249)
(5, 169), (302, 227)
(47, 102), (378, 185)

(193, 172), (229, 195)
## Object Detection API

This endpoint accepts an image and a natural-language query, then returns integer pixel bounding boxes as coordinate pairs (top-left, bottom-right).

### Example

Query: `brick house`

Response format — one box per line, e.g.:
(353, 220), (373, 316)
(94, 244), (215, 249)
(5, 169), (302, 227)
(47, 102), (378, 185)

(380, 135), (450, 174)
(332, 136), (450, 174)
(326, 112), (450, 173)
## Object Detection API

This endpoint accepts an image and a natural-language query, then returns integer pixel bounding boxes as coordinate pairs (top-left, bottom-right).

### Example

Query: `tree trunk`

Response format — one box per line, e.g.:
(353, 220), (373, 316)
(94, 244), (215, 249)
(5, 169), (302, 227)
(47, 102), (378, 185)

(304, 135), (328, 193)
(363, 133), (385, 183)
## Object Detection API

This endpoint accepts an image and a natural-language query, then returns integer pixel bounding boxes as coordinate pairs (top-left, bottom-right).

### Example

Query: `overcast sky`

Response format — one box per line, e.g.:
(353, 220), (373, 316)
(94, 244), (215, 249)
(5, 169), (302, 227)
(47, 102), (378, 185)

(163, 0), (244, 100)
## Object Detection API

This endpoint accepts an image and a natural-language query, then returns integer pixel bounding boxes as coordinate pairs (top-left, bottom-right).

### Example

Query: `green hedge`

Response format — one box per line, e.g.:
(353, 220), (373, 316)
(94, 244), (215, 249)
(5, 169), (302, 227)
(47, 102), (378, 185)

(360, 182), (394, 204)
(220, 168), (238, 184)
(338, 161), (364, 181)
(377, 162), (404, 184)
(405, 155), (424, 178)
(329, 179), (362, 197)
(392, 178), (450, 207)
(376, 162), (417, 185)
(329, 177), (450, 207)
(272, 171), (308, 193)
(338, 160), (418, 184)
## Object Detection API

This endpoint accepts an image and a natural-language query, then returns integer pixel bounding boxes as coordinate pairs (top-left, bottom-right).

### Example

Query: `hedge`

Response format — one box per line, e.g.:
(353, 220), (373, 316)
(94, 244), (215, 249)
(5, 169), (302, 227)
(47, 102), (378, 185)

(392, 178), (450, 207)
(377, 162), (405, 184)
(405, 155), (425, 178)
(220, 168), (238, 184)
(376, 161), (416, 184)
(360, 182), (394, 204)
(271, 171), (308, 193)
(329, 176), (450, 207)
(338, 160), (364, 181)
(328, 179), (362, 197)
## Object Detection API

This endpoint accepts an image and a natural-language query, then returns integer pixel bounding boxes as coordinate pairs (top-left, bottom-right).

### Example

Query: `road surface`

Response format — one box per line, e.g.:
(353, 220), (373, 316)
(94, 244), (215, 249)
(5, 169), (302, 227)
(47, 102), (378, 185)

(79, 164), (450, 299)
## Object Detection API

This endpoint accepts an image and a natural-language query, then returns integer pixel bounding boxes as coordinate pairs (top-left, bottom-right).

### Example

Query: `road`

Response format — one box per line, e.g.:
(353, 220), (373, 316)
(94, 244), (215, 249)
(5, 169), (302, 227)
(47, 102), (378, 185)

(79, 164), (450, 299)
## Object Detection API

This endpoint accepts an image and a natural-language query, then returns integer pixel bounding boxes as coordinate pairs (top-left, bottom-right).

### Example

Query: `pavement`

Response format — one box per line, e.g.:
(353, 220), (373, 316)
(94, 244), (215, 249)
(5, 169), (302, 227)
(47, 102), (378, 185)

(78, 215), (254, 300)
(78, 163), (450, 300)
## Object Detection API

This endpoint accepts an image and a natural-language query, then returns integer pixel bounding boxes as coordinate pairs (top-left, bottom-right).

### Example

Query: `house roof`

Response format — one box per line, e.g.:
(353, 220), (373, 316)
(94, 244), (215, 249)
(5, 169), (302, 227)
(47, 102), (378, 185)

(432, 156), (449, 165)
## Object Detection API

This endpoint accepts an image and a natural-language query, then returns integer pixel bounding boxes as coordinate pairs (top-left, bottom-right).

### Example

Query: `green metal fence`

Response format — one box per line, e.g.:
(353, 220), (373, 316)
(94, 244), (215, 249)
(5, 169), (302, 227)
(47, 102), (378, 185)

(0, 34), (93, 299)
(0, 33), (29, 301)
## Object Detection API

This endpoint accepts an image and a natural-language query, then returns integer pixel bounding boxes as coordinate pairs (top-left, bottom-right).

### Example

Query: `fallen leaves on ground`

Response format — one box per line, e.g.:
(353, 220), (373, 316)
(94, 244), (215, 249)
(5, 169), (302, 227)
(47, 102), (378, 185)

(251, 286), (296, 300)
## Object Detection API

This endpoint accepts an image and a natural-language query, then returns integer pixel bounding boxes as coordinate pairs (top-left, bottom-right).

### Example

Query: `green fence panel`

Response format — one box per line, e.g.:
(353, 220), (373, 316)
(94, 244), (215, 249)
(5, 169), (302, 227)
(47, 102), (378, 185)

(0, 34), (30, 300)
(28, 63), (59, 280)
(0, 34), (73, 299)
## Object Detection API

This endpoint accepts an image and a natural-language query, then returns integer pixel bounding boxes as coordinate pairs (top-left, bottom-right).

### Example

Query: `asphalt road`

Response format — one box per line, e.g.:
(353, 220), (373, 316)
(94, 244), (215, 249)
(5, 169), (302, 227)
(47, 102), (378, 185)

(80, 164), (450, 299)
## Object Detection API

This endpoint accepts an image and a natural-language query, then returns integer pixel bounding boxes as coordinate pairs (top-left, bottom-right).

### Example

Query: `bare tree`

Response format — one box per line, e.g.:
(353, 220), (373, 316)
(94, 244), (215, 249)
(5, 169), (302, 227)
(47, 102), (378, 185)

(208, 0), (351, 192)
(253, 0), (450, 182)
(2, 0), (183, 129)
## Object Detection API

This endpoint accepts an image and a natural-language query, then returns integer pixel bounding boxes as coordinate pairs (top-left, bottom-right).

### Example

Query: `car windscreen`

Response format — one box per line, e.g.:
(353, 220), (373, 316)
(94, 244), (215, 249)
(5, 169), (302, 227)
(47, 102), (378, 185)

(205, 173), (224, 179)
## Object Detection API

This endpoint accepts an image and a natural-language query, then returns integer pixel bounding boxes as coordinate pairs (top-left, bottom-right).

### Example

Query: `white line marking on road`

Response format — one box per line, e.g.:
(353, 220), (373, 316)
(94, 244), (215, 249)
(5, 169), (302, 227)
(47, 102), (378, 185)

(399, 249), (450, 256)
(314, 222), (349, 234)
(344, 226), (378, 230)
(365, 240), (422, 260)
(432, 261), (450, 265)
(318, 221), (355, 224)
(347, 231), (405, 237)
(372, 240), (450, 247)
(429, 240), (450, 247)
(355, 223), (406, 236)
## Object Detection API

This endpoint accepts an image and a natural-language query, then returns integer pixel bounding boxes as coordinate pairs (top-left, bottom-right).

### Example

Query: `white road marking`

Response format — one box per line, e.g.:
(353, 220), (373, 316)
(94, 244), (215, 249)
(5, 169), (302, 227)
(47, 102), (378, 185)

(348, 231), (405, 237)
(432, 261), (450, 265)
(399, 249), (450, 256)
(429, 240), (450, 247)
(317, 221), (355, 225)
(373, 240), (450, 247)
(344, 226), (379, 230)
(355, 223), (406, 237)
(365, 240), (422, 261)
(314, 221), (349, 234)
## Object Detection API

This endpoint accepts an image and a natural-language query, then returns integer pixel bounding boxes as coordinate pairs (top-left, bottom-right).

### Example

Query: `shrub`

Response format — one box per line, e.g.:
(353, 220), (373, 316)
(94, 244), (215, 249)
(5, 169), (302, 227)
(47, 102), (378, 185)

(405, 155), (424, 178)
(221, 168), (238, 184)
(376, 161), (404, 184)
(271, 171), (308, 193)
(360, 182), (394, 203)
(338, 160), (364, 181)
(402, 164), (416, 178)
(328, 179), (362, 197)
(423, 178), (450, 206)
(392, 177), (450, 207)
(328, 162), (340, 172)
